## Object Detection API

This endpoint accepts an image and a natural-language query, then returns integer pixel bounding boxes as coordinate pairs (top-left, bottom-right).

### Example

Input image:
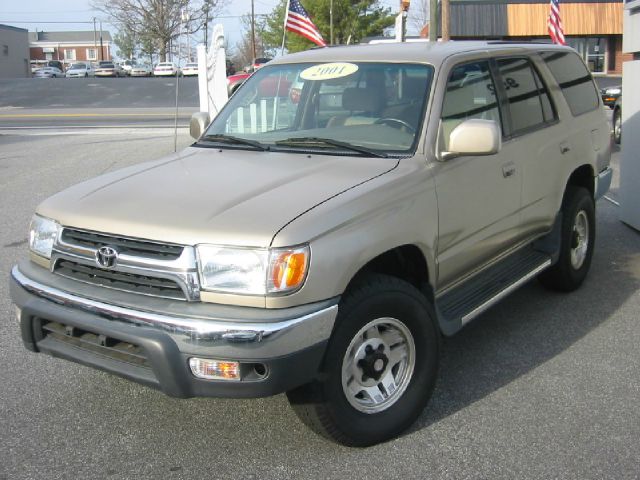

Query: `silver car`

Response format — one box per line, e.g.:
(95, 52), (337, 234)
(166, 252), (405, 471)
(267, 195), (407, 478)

(65, 63), (95, 78)
(33, 67), (63, 78)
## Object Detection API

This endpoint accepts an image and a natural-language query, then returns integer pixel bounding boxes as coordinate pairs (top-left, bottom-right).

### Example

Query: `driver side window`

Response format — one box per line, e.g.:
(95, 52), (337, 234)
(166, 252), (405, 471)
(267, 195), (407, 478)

(441, 61), (501, 150)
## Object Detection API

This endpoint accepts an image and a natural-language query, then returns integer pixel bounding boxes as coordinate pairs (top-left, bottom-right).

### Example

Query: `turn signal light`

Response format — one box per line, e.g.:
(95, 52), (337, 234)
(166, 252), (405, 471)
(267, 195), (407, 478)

(189, 358), (240, 381)
(270, 250), (308, 292)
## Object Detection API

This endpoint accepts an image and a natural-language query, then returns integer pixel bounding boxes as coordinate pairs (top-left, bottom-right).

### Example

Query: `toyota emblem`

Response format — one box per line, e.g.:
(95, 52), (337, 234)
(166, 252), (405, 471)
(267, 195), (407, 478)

(95, 246), (119, 269)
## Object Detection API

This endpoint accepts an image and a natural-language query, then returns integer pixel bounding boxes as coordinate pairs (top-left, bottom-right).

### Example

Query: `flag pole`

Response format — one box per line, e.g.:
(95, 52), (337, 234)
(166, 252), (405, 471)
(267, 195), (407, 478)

(281, 0), (290, 55)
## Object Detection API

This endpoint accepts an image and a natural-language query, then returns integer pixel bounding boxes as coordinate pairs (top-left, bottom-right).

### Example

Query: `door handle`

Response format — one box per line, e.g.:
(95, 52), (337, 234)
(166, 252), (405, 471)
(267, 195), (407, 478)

(502, 163), (516, 178)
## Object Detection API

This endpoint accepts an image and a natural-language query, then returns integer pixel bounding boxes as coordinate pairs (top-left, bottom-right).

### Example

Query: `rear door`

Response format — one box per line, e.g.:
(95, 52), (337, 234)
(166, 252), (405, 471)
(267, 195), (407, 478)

(492, 55), (565, 242)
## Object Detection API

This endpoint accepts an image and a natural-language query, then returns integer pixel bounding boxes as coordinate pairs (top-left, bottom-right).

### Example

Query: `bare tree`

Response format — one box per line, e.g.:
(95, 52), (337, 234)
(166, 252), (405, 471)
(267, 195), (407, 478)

(233, 14), (269, 70)
(409, 0), (430, 36)
(92, 0), (225, 61)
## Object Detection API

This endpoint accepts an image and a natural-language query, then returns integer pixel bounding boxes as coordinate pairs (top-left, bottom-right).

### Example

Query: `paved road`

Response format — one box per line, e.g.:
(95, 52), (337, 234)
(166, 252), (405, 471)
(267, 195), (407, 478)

(0, 108), (197, 130)
(0, 128), (638, 479)
(0, 77), (199, 109)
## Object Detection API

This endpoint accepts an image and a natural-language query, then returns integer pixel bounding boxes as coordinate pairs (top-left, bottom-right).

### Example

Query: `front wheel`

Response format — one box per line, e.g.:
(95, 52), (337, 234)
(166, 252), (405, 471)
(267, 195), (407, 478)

(539, 186), (595, 291)
(287, 274), (439, 446)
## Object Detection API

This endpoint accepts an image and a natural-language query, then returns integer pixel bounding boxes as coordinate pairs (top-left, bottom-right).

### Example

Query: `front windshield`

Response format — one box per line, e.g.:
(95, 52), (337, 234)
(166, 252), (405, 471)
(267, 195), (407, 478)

(71, 64), (86, 70)
(202, 61), (434, 156)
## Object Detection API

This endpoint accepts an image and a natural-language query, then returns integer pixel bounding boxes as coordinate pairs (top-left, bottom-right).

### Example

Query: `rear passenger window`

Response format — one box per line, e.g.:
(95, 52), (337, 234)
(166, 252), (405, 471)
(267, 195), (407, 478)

(441, 61), (501, 150)
(496, 58), (555, 135)
(540, 51), (599, 116)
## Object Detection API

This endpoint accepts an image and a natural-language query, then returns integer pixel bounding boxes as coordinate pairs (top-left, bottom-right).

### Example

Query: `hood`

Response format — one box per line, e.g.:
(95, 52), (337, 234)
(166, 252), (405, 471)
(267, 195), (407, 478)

(38, 146), (398, 248)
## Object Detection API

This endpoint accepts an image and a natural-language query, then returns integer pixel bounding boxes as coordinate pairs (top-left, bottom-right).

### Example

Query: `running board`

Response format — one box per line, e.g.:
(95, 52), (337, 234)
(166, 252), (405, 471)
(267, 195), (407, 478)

(435, 248), (552, 336)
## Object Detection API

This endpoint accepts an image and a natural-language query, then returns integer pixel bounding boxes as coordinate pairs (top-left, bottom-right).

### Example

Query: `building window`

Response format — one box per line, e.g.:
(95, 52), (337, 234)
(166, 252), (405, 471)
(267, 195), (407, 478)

(64, 49), (76, 61)
(86, 48), (97, 61)
(3, 45), (8, 56)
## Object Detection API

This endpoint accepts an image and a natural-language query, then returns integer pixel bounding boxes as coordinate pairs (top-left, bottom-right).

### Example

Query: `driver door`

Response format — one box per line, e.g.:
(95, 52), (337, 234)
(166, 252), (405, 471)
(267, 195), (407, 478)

(433, 60), (522, 290)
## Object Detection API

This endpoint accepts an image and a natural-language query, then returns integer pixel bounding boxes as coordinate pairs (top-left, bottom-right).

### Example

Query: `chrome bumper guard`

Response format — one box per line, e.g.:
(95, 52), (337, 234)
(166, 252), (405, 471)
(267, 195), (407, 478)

(10, 265), (338, 360)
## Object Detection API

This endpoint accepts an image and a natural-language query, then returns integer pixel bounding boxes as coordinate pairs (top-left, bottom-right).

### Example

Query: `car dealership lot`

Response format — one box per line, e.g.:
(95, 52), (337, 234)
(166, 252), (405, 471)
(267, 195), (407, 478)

(1, 130), (639, 477)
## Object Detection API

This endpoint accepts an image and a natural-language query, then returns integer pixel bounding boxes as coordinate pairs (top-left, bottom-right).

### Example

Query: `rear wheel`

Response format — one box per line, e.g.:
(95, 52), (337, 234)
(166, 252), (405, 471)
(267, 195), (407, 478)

(539, 186), (595, 291)
(287, 274), (439, 447)
(613, 108), (622, 145)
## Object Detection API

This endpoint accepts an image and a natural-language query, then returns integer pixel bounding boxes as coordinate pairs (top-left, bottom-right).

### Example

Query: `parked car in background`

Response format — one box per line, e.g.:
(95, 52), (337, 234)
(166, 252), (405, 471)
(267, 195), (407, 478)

(227, 71), (251, 95)
(121, 59), (136, 76)
(253, 57), (271, 70)
(129, 64), (152, 77)
(601, 85), (621, 109)
(33, 67), (63, 78)
(613, 95), (622, 144)
(31, 60), (64, 74)
(226, 59), (236, 76)
(181, 63), (199, 76)
(65, 63), (95, 78)
(153, 62), (178, 76)
(95, 63), (124, 77)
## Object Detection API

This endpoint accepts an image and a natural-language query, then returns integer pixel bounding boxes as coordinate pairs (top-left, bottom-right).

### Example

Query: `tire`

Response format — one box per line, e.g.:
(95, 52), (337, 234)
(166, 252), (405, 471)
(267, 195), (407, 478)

(539, 186), (595, 292)
(613, 108), (622, 145)
(287, 274), (439, 447)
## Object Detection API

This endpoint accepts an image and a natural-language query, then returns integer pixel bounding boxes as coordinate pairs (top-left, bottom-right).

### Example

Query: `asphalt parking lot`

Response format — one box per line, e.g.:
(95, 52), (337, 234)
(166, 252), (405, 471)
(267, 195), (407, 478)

(1, 120), (639, 478)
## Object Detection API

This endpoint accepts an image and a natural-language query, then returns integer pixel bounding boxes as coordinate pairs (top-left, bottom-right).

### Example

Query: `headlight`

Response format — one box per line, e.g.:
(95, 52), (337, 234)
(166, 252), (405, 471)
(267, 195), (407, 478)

(197, 244), (310, 295)
(29, 214), (60, 259)
(605, 88), (621, 95)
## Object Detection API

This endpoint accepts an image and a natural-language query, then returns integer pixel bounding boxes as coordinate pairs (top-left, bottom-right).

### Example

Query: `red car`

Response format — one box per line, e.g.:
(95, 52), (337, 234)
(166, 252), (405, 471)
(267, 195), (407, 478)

(227, 72), (251, 95)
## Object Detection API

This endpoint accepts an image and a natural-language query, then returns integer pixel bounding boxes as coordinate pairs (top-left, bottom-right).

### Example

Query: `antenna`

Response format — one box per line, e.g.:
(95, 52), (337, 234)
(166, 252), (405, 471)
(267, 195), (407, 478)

(174, 8), (190, 152)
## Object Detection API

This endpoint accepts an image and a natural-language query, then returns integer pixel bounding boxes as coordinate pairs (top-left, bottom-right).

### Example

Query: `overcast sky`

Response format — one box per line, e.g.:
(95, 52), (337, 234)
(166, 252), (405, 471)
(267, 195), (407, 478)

(0, 0), (417, 56)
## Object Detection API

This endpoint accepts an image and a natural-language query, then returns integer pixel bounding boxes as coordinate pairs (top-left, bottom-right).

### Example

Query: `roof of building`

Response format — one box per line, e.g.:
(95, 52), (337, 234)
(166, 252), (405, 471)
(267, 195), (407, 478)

(0, 24), (28, 33)
(29, 30), (112, 43)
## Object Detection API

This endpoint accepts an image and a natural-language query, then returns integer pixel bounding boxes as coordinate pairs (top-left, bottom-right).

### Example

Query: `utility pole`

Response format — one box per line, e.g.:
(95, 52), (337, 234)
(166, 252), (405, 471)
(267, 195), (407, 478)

(93, 17), (97, 62)
(330, 0), (334, 45)
(442, 0), (450, 41)
(429, 0), (438, 42)
(99, 21), (104, 60)
(251, 0), (256, 63)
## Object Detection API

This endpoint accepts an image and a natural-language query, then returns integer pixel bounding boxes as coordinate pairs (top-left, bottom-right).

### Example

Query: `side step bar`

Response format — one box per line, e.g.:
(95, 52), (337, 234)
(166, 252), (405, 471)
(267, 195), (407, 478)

(435, 248), (552, 336)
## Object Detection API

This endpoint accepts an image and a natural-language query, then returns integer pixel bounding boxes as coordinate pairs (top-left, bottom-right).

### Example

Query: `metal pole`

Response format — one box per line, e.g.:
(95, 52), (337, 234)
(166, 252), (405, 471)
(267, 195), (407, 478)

(429, 0), (438, 42)
(442, 0), (450, 41)
(174, 22), (181, 153)
(330, 0), (334, 45)
(281, 0), (290, 55)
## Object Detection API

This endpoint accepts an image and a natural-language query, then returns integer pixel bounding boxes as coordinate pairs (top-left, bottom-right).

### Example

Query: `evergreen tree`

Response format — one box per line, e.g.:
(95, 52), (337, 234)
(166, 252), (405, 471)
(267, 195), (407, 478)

(261, 0), (395, 54)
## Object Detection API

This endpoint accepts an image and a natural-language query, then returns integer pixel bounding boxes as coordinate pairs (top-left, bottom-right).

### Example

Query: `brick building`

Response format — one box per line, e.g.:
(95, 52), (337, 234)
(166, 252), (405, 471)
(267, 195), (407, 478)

(422, 0), (630, 74)
(29, 30), (113, 69)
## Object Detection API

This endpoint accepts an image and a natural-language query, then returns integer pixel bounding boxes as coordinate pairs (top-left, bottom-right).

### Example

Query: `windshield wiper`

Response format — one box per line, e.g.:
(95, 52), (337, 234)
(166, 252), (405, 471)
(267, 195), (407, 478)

(199, 134), (269, 151)
(274, 137), (388, 158)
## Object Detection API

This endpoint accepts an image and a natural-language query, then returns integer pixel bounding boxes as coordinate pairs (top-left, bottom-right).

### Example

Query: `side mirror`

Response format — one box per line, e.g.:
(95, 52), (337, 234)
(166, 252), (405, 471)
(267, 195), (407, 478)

(190, 112), (210, 140)
(441, 119), (501, 160)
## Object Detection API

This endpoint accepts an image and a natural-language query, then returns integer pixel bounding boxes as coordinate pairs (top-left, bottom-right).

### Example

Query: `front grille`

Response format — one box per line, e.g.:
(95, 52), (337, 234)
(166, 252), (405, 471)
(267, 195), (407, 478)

(54, 259), (186, 300)
(61, 228), (184, 261)
(41, 320), (150, 369)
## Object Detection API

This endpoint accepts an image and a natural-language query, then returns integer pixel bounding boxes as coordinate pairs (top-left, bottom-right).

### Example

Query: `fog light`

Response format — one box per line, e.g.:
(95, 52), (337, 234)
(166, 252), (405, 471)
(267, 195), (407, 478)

(14, 306), (22, 323)
(189, 358), (240, 381)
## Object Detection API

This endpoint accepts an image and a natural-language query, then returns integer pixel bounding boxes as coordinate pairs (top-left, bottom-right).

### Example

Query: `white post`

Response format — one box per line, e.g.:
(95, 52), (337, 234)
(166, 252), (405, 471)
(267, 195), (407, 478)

(196, 24), (229, 121)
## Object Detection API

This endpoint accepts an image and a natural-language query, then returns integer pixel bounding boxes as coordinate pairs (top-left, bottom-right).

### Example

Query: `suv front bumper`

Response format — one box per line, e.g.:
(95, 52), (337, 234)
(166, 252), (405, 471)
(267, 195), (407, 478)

(9, 262), (338, 398)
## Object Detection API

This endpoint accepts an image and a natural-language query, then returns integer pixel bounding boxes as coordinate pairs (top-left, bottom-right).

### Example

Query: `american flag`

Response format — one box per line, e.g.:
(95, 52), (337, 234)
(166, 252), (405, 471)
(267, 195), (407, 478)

(548, 0), (566, 45)
(286, 0), (327, 47)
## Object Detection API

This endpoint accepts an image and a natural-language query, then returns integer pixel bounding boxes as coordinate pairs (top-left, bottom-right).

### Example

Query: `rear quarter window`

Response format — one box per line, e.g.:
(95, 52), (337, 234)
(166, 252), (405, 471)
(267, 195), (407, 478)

(540, 51), (600, 116)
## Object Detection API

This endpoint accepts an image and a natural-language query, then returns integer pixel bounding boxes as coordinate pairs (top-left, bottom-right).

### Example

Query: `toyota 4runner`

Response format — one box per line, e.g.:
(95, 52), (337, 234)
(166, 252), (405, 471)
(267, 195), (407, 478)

(10, 42), (612, 446)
